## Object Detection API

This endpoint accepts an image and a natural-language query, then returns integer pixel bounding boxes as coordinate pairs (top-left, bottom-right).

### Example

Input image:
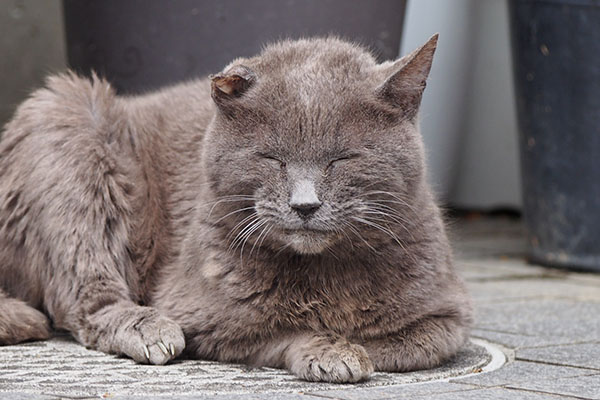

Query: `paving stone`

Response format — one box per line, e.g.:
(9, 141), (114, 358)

(471, 329), (577, 349)
(453, 360), (592, 387)
(117, 394), (310, 400)
(0, 394), (55, 400)
(450, 218), (527, 261)
(507, 374), (600, 400)
(468, 278), (600, 304)
(474, 299), (600, 342)
(413, 387), (572, 399)
(454, 239), (528, 260)
(449, 216), (524, 238)
(207, 395), (310, 400)
(95, 387), (577, 400)
(309, 382), (480, 399)
(517, 343), (600, 370)
(564, 272), (600, 288)
(458, 258), (555, 281)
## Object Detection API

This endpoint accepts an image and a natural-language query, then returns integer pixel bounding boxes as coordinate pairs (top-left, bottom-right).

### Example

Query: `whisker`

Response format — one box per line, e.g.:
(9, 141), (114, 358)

(325, 247), (340, 261)
(238, 219), (269, 265)
(198, 194), (256, 207)
(210, 206), (255, 225)
(362, 206), (410, 225)
(258, 224), (273, 250)
(195, 194), (255, 208)
(230, 219), (262, 252)
(360, 206), (416, 242)
(362, 201), (410, 219)
(274, 242), (292, 257)
(340, 220), (378, 253)
(361, 178), (395, 190)
(351, 216), (416, 261)
(352, 216), (398, 239)
(228, 216), (260, 252)
(226, 212), (258, 241)
(351, 216), (406, 251)
(206, 197), (255, 219)
(362, 190), (417, 212)
(249, 223), (272, 259)
(320, 219), (354, 251)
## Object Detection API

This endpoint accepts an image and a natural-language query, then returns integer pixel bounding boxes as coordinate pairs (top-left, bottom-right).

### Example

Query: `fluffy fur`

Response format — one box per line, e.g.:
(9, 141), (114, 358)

(0, 36), (471, 382)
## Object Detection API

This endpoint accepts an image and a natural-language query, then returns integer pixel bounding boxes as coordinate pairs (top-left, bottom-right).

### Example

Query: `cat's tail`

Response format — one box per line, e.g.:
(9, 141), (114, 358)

(0, 289), (51, 345)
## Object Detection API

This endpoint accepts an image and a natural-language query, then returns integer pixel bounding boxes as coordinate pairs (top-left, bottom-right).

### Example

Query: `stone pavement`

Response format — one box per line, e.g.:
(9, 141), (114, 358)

(1, 216), (599, 399)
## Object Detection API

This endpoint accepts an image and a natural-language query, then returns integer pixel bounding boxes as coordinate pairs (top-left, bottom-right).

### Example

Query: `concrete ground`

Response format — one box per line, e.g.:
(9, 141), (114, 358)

(1, 216), (599, 399)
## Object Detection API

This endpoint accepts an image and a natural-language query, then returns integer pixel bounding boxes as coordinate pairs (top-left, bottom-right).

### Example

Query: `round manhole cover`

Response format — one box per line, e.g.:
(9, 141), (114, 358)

(0, 336), (503, 398)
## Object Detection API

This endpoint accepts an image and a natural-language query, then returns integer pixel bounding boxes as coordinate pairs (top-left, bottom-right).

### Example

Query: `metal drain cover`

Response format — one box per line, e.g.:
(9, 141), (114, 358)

(0, 336), (500, 398)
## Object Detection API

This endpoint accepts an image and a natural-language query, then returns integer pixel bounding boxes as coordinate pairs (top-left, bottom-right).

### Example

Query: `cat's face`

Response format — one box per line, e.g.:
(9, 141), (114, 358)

(204, 37), (437, 255)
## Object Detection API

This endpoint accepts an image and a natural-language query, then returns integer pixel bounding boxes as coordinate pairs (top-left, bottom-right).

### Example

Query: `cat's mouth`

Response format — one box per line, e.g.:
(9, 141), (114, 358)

(284, 228), (335, 255)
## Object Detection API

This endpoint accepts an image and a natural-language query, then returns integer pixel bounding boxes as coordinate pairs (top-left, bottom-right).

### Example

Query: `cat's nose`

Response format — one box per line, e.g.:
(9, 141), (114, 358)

(291, 200), (322, 217)
(289, 179), (322, 217)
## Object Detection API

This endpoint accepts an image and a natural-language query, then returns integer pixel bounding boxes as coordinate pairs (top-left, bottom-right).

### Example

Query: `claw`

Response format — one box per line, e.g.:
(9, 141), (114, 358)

(169, 343), (175, 356)
(143, 345), (150, 361)
(157, 342), (169, 356)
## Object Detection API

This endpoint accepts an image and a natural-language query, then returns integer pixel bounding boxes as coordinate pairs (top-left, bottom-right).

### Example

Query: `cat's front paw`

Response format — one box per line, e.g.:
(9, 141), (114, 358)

(292, 340), (374, 383)
(0, 298), (50, 345)
(109, 307), (185, 365)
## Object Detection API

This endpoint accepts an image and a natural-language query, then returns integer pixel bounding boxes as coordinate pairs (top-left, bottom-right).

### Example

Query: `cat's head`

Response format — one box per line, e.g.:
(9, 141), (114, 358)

(203, 35), (438, 255)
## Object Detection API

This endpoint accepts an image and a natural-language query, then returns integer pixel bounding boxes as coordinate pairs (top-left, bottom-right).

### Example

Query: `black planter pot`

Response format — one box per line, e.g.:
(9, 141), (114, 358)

(63, 0), (406, 94)
(510, 0), (600, 271)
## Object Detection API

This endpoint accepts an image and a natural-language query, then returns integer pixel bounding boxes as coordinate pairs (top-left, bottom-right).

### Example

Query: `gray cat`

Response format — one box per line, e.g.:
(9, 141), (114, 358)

(0, 35), (472, 383)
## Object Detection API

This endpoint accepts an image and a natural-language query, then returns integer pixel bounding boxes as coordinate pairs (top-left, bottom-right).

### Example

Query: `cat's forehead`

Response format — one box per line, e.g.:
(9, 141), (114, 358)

(216, 39), (392, 149)
(262, 40), (374, 84)
(247, 40), (378, 115)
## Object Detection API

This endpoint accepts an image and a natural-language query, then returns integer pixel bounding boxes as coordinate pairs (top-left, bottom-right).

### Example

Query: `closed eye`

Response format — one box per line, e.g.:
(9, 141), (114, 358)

(260, 154), (286, 169)
(327, 153), (360, 169)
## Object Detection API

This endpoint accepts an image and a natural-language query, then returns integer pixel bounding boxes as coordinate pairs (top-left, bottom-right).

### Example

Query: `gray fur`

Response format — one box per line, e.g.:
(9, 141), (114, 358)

(0, 36), (471, 382)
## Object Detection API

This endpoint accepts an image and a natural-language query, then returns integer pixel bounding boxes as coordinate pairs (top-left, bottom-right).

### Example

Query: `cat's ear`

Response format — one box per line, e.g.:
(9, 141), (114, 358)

(210, 65), (256, 107)
(375, 34), (438, 119)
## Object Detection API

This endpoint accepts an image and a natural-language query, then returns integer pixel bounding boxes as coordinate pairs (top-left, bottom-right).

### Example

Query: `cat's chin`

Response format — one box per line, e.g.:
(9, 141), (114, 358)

(287, 231), (334, 255)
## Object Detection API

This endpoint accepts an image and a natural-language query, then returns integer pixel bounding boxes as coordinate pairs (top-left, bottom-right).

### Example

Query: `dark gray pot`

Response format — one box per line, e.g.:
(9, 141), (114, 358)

(510, 0), (600, 271)
(63, 0), (406, 94)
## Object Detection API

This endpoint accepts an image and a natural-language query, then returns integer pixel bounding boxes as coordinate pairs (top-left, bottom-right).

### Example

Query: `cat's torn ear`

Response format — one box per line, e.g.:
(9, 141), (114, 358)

(210, 65), (256, 106)
(376, 33), (438, 119)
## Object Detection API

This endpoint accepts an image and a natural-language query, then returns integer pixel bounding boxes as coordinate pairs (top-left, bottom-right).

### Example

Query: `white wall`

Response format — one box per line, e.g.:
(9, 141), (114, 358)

(401, 0), (522, 209)
(401, 0), (477, 199)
